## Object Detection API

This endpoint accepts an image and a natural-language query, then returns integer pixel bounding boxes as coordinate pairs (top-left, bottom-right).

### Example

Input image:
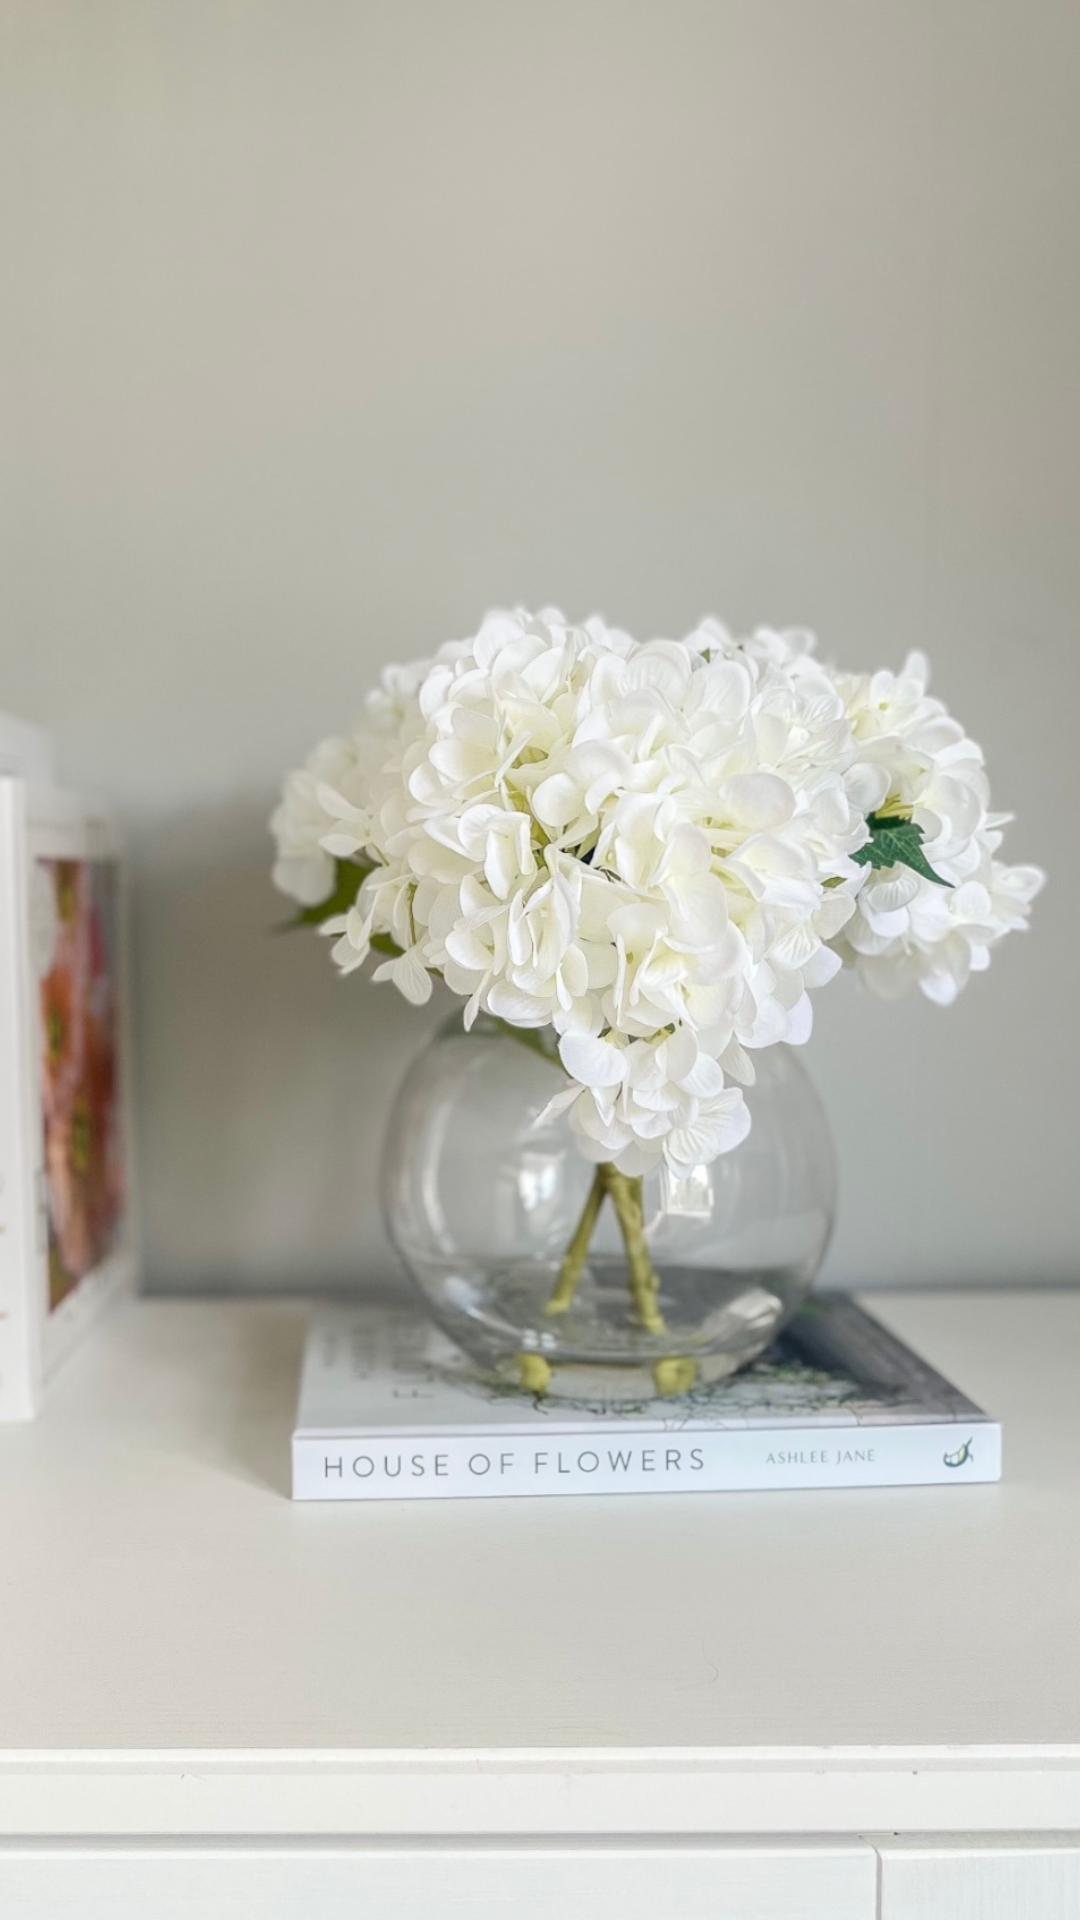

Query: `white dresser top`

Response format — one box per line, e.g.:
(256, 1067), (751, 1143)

(1, 1290), (1078, 1836)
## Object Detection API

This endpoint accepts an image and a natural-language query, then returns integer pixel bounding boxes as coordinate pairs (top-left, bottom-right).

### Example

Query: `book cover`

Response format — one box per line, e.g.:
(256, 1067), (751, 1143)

(291, 1295), (1000, 1500)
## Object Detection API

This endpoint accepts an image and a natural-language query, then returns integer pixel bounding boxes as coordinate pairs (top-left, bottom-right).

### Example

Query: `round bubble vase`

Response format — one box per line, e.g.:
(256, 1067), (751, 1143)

(382, 1015), (836, 1401)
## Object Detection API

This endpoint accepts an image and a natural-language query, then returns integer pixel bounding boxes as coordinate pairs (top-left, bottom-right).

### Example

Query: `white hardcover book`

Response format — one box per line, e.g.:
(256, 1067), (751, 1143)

(292, 1295), (1001, 1501)
(0, 777), (137, 1418)
(0, 711), (54, 783)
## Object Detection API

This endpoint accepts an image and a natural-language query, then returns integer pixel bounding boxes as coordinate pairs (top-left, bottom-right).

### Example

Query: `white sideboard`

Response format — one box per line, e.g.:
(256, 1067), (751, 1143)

(0, 1290), (1078, 1917)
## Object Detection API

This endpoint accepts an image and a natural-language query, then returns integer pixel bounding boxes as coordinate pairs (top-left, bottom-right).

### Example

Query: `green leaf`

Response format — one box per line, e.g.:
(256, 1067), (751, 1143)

(370, 931), (403, 958)
(275, 855), (374, 931)
(492, 1019), (562, 1065)
(275, 855), (407, 962)
(852, 813), (951, 887)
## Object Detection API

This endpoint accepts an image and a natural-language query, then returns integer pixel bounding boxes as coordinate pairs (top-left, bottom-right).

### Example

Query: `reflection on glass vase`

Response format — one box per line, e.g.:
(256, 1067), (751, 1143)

(382, 1015), (836, 1401)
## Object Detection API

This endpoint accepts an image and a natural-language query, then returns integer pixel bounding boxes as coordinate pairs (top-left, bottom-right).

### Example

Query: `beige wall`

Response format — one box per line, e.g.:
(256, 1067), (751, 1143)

(2, 0), (1075, 1292)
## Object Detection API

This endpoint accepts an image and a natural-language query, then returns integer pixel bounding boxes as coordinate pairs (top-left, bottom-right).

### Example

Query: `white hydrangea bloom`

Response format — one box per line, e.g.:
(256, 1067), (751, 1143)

(269, 735), (361, 907)
(540, 1028), (752, 1178)
(829, 650), (1045, 1000)
(270, 612), (1042, 1174)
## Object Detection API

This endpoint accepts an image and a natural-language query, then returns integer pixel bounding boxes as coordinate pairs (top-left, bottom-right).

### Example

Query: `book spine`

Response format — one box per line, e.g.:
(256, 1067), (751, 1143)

(292, 1420), (1002, 1500)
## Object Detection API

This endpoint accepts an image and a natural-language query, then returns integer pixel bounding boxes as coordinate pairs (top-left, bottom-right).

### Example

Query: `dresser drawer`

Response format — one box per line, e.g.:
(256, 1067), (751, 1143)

(0, 1838), (876, 1919)
(878, 1836), (1080, 1919)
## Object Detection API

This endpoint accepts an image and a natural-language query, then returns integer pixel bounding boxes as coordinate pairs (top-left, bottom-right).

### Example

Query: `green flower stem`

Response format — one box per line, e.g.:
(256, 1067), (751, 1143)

(546, 1165), (607, 1315)
(603, 1168), (666, 1334)
(493, 1021), (666, 1338)
(544, 1162), (665, 1334)
(653, 1355), (698, 1395)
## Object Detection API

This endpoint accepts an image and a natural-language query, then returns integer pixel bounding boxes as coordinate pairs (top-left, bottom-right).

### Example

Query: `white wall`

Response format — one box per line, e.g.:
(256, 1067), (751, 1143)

(1, 0), (1075, 1292)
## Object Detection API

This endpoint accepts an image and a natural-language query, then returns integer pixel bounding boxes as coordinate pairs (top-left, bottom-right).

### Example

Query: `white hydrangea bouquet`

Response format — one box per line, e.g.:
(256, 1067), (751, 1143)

(272, 610), (1042, 1376)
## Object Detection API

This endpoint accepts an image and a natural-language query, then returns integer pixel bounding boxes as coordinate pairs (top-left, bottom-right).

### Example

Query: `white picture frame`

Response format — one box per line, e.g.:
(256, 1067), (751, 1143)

(0, 777), (137, 1419)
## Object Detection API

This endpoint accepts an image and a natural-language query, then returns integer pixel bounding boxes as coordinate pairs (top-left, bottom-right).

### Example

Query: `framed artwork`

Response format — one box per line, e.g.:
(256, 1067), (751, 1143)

(0, 776), (137, 1418)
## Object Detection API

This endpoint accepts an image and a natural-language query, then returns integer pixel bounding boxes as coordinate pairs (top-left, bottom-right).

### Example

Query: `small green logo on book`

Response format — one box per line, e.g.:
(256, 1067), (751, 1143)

(943, 1438), (974, 1469)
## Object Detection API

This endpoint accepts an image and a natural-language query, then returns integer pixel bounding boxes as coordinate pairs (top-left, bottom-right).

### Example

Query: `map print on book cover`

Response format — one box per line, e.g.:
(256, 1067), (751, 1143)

(292, 1294), (1000, 1500)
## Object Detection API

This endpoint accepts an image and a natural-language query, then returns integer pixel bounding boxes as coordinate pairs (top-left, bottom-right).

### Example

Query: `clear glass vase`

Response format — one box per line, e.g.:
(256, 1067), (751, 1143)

(382, 1015), (836, 1400)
